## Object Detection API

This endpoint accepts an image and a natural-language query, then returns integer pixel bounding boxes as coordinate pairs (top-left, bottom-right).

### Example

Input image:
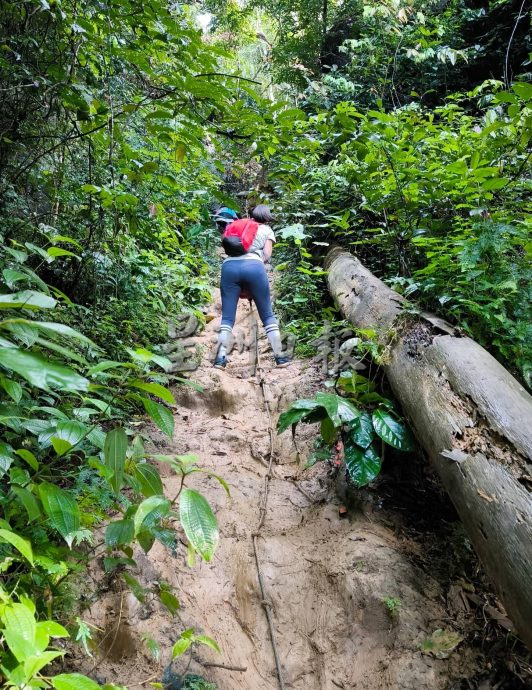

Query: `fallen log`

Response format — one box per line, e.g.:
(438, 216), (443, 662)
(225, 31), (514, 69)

(325, 247), (532, 649)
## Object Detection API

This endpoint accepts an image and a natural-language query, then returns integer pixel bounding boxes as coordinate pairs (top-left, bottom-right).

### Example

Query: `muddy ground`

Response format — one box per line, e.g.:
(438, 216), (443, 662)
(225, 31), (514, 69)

(69, 293), (531, 690)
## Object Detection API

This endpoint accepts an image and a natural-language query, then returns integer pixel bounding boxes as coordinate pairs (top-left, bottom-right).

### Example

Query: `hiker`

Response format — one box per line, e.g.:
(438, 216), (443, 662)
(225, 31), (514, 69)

(213, 206), (239, 232)
(214, 204), (291, 369)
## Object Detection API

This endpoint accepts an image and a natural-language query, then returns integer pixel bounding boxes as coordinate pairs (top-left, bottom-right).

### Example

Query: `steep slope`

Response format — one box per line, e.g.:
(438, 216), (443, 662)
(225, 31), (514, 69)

(75, 293), (483, 690)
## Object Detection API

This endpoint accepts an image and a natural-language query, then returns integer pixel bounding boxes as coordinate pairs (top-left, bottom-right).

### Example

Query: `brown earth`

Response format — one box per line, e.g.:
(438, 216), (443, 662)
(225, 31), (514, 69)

(69, 293), (528, 690)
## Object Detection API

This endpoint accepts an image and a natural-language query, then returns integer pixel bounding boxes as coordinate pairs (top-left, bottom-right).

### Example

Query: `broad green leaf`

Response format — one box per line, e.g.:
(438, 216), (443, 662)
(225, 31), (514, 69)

(11, 486), (42, 521)
(134, 463), (164, 497)
(52, 674), (101, 690)
(1, 319), (96, 347)
(126, 347), (172, 372)
(1, 603), (38, 661)
(195, 635), (221, 653)
(142, 398), (174, 437)
(344, 439), (381, 488)
(87, 360), (134, 375)
(105, 519), (134, 547)
(51, 234), (83, 249)
(0, 348), (88, 392)
(136, 529), (156, 554)
(34, 335), (87, 364)
(175, 143), (186, 163)
(39, 483), (81, 548)
(83, 397), (113, 416)
(36, 620), (68, 637)
(0, 290), (56, 310)
(278, 223), (308, 240)
(142, 634), (161, 662)
(481, 177), (509, 191)
(159, 590), (180, 615)
(52, 437), (73, 455)
(0, 441), (14, 478)
(172, 637), (192, 658)
(320, 416), (336, 444)
(24, 650), (64, 678)
(0, 529), (33, 564)
(104, 428), (128, 493)
(372, 409), (414, 451)
(2, 268), (28, 287)
(513, 81), (532, 100)
(179, 488), (218, 562)
(130, 435), (145, 461)
(315, 393), (360, 427)
(134, 496), (171, 536)
(15, 448), (39, 470)
(0, 376), (22, 403)
(277, 399), (320, 434)
(122, 573), (147, 603)
(347, 412), (374, 449)
(152, 525), (177, 551)
(47, 247), (79, 259)
(4, 320), (38, 346)
(18, 595), (35, 614)
(47, 420), (88, 452)
(4, 247), (28, 263)
(87, 427), (106, 450)
(131, 380), (175, 404)
(186, 541), (196, 567)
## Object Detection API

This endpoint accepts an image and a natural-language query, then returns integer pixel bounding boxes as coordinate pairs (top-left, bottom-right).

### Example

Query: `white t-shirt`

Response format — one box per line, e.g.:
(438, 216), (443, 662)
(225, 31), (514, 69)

(224, 224), (276, 262)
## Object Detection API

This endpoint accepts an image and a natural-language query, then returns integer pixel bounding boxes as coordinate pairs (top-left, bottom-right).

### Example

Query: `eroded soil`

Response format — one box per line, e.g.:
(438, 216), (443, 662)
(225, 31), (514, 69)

(70, 294), (530, 690)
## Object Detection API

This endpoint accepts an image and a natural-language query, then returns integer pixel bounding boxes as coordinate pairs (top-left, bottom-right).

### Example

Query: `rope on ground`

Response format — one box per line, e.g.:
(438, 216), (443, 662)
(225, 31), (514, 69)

(248, 299), (287, 690)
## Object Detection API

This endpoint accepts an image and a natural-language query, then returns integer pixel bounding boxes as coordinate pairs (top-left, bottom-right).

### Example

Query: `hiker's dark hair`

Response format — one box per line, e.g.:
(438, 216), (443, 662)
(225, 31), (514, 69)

(250, 204), (274, 224)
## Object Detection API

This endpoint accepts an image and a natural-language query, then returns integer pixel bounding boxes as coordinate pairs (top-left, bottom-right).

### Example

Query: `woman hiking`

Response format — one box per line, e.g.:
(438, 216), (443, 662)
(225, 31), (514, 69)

(213, 204), (291, 369)
(213, 206), (239, 231)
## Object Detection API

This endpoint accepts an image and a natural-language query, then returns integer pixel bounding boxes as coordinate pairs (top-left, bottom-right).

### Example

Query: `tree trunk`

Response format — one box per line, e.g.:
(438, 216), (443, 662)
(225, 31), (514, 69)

(325, 247), (532, 649)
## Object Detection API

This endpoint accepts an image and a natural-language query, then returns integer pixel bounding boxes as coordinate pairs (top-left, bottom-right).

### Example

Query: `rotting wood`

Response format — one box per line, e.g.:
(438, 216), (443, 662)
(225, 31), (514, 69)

(325, 247), (532, 650)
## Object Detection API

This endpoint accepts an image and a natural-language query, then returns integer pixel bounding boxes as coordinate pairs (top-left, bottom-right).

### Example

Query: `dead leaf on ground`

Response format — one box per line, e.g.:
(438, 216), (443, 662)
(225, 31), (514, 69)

(421, 629), (463, 658)
(465, 592), (515, 632)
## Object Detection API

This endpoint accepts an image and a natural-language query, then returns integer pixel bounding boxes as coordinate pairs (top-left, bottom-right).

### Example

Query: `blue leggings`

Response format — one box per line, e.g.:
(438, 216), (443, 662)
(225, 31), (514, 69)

(220, 259), (278, 330)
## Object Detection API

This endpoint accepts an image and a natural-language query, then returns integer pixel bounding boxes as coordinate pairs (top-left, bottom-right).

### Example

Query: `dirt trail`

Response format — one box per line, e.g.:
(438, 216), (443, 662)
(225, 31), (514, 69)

(77, 293), (481, 690)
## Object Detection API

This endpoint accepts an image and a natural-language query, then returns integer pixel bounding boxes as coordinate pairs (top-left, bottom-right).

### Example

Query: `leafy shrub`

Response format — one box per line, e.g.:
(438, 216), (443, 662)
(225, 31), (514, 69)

(278, 371), (414, 487)
(0, 240), (224, 687)
(266, 81), (532, 383)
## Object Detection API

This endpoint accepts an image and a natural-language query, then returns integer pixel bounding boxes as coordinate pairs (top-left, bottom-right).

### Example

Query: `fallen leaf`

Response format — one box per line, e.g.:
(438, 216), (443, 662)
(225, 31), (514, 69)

(421, 629), (463, 658)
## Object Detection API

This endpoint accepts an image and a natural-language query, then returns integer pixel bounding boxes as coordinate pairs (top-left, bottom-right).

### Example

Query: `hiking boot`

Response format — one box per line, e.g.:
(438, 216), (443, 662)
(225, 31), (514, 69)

(213, 355), (227, 369)
(275, 355), (292, 368)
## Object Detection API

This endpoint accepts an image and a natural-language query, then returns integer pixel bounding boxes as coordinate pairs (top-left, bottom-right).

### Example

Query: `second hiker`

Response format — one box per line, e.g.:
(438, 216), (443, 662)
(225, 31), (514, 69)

(214, 204), (291, 369)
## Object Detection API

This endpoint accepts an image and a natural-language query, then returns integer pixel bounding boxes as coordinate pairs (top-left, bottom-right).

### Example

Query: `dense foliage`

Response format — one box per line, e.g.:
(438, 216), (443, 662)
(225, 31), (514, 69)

(278, 372), (414, 486)
(0, 0), (530, 685)
(0, 0), (270, 352)
(0, 0), (263, 686)
(266, 81), (531, 382)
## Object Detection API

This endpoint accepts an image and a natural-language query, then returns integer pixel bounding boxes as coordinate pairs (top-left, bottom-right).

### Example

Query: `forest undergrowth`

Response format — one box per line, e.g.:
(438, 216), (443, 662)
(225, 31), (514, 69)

(0, 0), (530, 687)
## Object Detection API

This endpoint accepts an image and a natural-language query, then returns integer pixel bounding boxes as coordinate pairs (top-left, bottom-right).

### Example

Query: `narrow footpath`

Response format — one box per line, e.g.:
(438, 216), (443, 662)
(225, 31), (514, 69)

(78, 292), (484, 690)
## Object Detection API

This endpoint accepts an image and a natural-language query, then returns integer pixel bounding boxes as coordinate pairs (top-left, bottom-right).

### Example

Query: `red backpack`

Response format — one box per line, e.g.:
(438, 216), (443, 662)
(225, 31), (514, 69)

(222, 219), (259, 257)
